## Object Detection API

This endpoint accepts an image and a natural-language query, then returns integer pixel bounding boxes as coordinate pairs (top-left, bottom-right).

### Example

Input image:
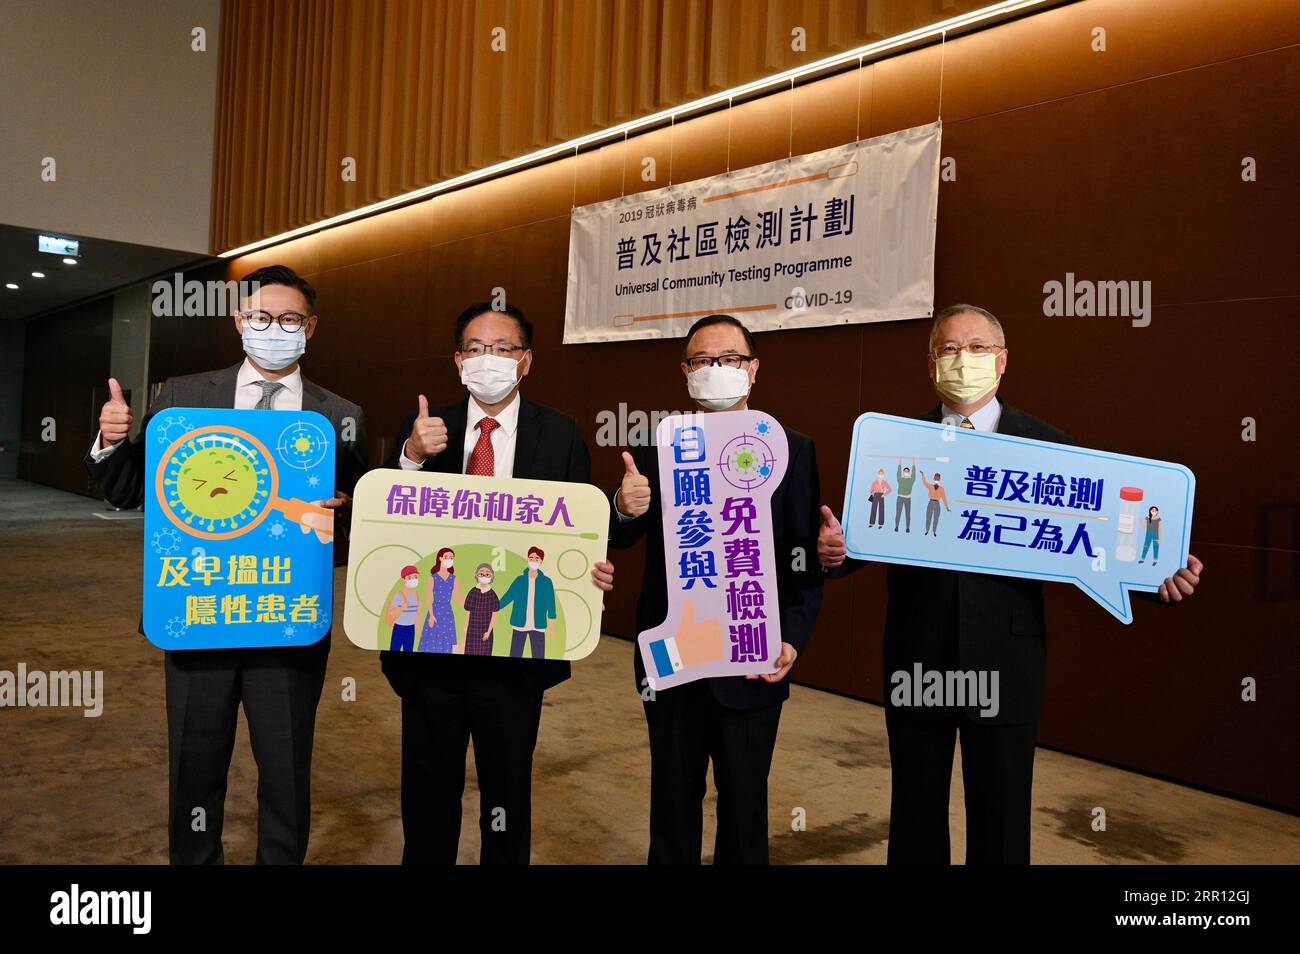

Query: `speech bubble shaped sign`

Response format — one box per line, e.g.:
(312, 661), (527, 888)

(842, 413), (1195, 623)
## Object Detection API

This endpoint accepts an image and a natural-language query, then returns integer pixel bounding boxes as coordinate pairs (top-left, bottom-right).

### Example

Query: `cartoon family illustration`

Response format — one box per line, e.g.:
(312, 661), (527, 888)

(866, 456), (951, 536)
(385, 546), (557, 658)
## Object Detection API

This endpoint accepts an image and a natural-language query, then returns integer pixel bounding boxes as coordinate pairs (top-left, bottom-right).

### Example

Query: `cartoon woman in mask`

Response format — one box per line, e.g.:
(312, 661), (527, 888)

(419, 547), (460, 654)
(1139, 506), (1161, 565)
(462, 563), (500, 656)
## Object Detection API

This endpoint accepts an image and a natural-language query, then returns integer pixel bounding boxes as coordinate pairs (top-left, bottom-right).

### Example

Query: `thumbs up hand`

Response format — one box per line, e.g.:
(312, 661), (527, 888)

(674, 599), (726, 667)
(818, 505), (846, 569)
(405, 394), (448, 464)
(616, 451), (652, 517)
(98, 378), (133, 448)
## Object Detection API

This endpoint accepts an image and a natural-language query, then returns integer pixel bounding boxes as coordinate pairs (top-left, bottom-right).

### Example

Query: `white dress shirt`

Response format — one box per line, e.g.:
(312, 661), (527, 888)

(941, 396), (1002, 433)
(399, 393), (520, 478)
(89, 358), (303, 461)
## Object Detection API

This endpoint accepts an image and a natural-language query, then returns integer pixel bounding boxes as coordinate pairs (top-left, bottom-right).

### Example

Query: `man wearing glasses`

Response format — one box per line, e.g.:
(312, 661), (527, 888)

(609, 314), (824, 864)
(84, 264), (369, 864)
(816, 303), (1204, 864)
(383, 301), (615, 865)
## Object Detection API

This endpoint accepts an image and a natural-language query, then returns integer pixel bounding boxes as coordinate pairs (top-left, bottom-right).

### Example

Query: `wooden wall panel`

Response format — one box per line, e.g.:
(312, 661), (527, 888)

(211, 0), (998, 251)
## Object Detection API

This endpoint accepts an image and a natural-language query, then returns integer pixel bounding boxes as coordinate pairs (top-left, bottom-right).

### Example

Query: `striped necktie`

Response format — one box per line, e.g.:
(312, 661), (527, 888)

(254, 380), (285, 410)
(959, 417), (975, 429)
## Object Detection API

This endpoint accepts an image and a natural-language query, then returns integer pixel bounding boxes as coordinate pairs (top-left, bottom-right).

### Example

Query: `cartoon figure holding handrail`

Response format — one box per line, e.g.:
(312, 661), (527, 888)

(895, 456), (918, 533)
(420, 547), (461, 654)
(463, 563), (500, 656)
(498, 546), (557, 660)
(387, 564), (422, 652)
(869, 467), (893, 528)
(919, 470), (951, 537)
(1139, 505), (1161, 565)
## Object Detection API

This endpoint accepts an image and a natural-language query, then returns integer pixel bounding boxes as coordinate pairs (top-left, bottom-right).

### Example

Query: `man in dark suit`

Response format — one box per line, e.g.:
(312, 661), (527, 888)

(84, 264), (368, 864)
(382, 301), (614, 865)
(817, 303), (1204, 864)
(609, 314), (824, 865)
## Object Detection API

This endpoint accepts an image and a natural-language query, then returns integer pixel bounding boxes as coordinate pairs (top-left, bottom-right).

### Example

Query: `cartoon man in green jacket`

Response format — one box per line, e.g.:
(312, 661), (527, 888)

(895, 456), (918, 533)
(499, 546), (558, 659)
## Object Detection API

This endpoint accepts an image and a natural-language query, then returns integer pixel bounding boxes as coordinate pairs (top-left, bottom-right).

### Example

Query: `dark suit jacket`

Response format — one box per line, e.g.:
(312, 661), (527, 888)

(84, 363), (368, 545)
(834, 399), (1071, 726)
(609, 425), (825, 711)
(379, 396), (591, 695)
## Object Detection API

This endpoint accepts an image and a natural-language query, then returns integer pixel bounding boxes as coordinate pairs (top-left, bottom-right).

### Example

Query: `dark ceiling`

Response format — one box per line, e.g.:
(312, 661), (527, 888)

(0, 223), (209, 322)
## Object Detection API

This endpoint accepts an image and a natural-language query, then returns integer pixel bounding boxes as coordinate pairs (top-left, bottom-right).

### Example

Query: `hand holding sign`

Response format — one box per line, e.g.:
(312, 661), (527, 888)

(817, 505), (846, 568)
(1158, 552), (1203, 604)
(617, 452), (651, 517)
(99, 377), (133, 447)
(405, 394), (449, 463)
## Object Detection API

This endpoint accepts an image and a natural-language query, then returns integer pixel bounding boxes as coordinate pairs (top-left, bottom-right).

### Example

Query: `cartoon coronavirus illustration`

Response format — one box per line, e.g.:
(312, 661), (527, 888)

(276, 420), (331, 470)
(156, 414), (190, 445)
(161, 434), (269, 533)
(718, 433), (778, 491)
(150, 527), (183, 555)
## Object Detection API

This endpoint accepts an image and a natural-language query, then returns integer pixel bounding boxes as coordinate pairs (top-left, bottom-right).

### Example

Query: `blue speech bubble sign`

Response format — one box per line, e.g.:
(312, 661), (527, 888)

(842, 413), (1195, 623)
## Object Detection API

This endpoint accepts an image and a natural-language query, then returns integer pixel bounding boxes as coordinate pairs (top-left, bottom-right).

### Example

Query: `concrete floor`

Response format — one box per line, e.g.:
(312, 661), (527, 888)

(2, 477), (1297, 864)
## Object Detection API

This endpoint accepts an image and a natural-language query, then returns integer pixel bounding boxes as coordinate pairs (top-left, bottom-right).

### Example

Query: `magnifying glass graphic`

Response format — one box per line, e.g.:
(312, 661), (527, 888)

(154, 424), (332, 541)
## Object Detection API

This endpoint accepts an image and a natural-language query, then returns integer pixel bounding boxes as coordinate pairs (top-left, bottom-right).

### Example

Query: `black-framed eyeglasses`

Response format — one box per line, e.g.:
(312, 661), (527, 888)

(685, 353), (753, 372)
(460, 342), (527, 358)
(241, 310), (308, 332)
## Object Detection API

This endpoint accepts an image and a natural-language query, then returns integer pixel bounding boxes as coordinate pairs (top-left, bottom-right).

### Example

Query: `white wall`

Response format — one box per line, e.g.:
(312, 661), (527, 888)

(0, 0), (220, 254)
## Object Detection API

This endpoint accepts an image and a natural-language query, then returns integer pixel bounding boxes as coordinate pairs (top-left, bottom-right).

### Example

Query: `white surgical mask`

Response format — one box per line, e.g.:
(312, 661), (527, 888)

(934, 350), (1000, 406)
(460, 353), (520, 404)
(687, 365), (750, 411)
(528, 560), (541, 571)
(477, 575), (492, 586)
(404, 578), (419, 589)
(441, 559), (454, 570)
(242, 322), (306, 371)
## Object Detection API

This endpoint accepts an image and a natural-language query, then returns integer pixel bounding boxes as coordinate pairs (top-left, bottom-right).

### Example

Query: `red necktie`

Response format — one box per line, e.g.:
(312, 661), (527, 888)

(467, 417), (500, 476)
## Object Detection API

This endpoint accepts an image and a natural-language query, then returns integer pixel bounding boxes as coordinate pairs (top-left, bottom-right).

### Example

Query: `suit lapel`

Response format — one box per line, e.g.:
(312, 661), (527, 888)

(300, 376), (329, 419)
(444, 399), (470, 474)
(209, 363), (241, 409)
(994, 400), (1034, 438)
(512, 399), (544, 480)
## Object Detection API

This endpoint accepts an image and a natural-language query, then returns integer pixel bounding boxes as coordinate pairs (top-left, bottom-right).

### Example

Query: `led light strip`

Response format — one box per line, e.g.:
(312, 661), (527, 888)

(219, 0), (1058, 259)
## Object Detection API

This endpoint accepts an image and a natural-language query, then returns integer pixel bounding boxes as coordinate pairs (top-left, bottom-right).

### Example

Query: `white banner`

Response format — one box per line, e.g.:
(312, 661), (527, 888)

(563, 121), (941, 344)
